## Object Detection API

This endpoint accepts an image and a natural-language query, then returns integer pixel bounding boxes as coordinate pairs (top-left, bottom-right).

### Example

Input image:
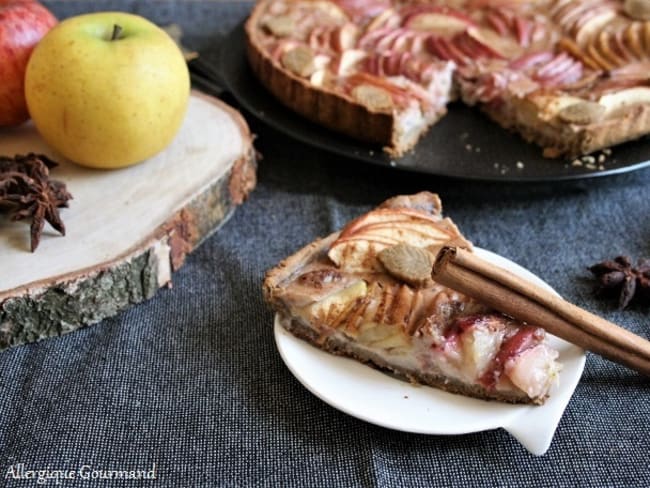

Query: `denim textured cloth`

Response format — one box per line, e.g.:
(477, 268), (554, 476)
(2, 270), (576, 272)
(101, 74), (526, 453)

(1, 1), (649, 486)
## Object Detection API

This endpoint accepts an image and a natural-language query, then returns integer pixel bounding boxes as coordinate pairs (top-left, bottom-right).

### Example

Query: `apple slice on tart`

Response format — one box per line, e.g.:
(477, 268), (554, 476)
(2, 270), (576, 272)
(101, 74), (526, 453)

(264, 192), (562, 405)
(246, 0), (456, 156)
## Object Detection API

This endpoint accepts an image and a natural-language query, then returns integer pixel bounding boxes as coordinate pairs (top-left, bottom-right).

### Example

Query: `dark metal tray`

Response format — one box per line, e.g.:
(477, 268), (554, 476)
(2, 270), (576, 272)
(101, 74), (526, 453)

(202, 22), (650, 182)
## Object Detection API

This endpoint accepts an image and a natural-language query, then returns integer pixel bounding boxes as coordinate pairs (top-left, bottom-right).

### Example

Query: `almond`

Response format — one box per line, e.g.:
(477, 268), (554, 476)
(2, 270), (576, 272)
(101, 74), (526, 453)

(557, 101), (605, 125)
(281, 46), (316, 77)
(351, 84), (394, 111)
(263, 15), (295, 38)
(378, 244), (434, 287)
(624, 0), (650, 21)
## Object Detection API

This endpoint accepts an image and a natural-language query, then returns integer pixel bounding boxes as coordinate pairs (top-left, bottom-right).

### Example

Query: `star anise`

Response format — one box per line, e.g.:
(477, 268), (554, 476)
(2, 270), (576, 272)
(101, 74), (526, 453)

(0, 153), (72, 252)
(588, 255), (650, 309)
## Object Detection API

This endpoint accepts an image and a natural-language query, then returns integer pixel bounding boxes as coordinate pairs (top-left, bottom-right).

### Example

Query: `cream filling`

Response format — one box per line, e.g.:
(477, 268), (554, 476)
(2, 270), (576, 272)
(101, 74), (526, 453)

(296, 317), (509, 393)
(291, 314), (559, 401)
(395, 104), (431, 149)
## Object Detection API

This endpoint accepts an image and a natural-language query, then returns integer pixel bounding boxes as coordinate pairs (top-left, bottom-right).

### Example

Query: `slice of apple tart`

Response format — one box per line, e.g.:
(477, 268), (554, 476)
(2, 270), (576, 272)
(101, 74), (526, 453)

(264, 192), (562, 404)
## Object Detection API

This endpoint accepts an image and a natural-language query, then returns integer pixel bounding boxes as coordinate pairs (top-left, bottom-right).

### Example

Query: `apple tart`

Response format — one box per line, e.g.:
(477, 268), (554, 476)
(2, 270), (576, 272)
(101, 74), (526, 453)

(246, 0), (650, 157)
(264, 193), (562, 404)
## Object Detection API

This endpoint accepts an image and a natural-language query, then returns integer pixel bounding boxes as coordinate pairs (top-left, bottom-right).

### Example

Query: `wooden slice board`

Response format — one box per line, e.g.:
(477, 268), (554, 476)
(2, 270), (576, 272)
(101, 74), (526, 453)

(0, 91), (256, 351)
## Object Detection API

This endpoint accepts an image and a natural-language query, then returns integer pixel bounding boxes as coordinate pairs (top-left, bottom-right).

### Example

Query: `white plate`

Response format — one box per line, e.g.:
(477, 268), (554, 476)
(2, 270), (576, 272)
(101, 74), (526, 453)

(274, 248), (586, 456)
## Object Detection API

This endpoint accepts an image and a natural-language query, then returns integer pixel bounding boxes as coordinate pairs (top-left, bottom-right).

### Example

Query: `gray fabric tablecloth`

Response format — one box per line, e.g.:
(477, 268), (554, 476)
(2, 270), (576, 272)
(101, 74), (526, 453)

(2, 1), (649, 486)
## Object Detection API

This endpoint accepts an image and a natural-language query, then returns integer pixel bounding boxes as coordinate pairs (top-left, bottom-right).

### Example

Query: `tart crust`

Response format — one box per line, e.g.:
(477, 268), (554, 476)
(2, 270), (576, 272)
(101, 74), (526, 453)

(483, 98), (650, 158)
(278, 313), (538, 404)
(247, 0), (650, 159)
(245, 2), (445, 156)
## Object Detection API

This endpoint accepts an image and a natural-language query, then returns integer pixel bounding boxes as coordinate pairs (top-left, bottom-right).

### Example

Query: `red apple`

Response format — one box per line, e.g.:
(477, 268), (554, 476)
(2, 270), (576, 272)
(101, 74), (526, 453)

(0, 0), (56, 126)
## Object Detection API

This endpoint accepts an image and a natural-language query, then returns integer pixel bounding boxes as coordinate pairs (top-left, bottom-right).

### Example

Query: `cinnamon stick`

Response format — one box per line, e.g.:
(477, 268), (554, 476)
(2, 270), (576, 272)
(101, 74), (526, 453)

(432, 246), (650, 377)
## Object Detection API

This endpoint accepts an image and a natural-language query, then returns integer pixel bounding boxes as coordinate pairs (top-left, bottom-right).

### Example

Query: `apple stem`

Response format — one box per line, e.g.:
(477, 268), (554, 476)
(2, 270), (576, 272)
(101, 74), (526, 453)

(111, 24), (123, 41)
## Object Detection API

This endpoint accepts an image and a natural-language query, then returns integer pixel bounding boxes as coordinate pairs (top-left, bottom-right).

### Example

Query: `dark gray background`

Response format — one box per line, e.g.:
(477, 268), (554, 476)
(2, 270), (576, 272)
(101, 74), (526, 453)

(1, 1), (649, 486)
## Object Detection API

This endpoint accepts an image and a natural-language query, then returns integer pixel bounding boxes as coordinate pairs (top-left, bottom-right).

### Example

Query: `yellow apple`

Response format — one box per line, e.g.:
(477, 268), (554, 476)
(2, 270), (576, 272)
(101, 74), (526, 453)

(24, 12), (190, 169)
